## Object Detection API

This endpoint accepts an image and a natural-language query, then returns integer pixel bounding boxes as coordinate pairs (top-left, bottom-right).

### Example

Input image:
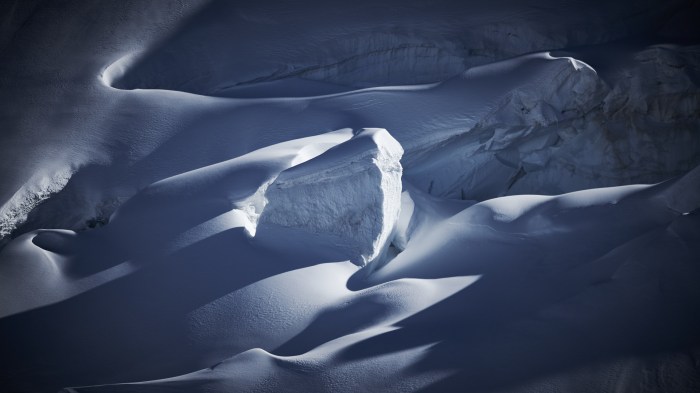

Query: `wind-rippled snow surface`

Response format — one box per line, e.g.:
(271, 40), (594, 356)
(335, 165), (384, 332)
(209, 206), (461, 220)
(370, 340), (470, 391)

(1, 1), (700, 392)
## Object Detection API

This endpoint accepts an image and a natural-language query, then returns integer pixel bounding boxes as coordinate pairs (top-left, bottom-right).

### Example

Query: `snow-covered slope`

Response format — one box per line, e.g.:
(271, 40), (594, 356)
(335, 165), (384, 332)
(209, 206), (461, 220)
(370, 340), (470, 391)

(0, 129), (355, 318)
(5, 43), (700, 240)
(44, 165), (700, 393)
(1, 1), (699, 392)
(108, 0), (691, 94)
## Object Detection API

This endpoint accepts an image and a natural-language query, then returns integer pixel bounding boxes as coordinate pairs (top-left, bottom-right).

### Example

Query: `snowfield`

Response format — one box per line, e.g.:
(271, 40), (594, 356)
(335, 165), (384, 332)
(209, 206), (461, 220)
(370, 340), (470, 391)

(1, 1), (699, 392)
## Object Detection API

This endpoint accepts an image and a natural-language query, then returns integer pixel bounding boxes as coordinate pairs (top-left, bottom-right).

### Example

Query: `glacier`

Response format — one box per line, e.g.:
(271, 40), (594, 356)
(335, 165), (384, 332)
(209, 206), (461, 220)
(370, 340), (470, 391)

(0, 1), (699, 393)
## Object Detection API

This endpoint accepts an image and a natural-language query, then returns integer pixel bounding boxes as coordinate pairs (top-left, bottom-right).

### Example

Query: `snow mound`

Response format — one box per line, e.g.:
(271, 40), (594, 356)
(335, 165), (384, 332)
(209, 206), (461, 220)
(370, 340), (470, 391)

(257, 128), (403, 266)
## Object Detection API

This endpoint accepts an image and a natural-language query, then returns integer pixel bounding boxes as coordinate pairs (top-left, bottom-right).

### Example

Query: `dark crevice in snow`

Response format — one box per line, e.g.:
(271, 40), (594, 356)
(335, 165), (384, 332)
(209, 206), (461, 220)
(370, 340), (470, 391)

(217, 44), (465, 90)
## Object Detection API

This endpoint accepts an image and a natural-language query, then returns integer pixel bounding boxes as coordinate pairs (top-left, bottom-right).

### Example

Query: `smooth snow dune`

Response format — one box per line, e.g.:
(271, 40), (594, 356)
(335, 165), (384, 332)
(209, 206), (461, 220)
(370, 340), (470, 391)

(0, 129), (353, 318)
(361, 179), (682, 286)
(63, 276), (480, 393)
(56, 174), (700, 393)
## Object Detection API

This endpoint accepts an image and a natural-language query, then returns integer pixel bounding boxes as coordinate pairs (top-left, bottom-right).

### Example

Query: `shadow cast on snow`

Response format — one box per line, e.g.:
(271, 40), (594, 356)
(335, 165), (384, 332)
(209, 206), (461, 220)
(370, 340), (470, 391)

(342, 222), (700, 392)
(0, 225), (334, 393)
(271, 210), (700, 392)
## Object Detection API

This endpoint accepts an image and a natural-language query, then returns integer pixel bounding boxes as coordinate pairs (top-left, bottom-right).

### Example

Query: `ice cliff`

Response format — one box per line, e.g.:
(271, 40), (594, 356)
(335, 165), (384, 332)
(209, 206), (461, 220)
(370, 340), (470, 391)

(257, 128), (403, 266)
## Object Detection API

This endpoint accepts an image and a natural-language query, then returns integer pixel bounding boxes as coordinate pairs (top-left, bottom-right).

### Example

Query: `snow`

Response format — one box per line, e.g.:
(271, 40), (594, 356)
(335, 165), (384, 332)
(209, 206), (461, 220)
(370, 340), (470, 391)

(0, 129), (353, 317)
(0, 1), (699, 392)
(4, 44), (700, 236)
(257, 128), (403, 266)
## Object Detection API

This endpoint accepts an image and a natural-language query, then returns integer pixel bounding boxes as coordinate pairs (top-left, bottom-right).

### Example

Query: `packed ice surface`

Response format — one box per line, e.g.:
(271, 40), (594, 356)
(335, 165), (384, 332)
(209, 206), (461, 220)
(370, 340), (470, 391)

(1, 1), (700, 393)
(257, 128), (403, 266)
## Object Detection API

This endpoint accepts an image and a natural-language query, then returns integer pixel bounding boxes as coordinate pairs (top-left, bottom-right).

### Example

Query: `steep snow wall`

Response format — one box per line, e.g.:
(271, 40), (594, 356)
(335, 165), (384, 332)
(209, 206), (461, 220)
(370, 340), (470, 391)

(257, 128), (403, 266)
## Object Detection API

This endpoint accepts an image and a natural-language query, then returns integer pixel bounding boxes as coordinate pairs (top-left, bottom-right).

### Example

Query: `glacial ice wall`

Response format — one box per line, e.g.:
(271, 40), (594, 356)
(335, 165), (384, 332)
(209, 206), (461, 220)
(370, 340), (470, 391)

(403, 47), (700, 199)
(257, 128), (403, 266)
